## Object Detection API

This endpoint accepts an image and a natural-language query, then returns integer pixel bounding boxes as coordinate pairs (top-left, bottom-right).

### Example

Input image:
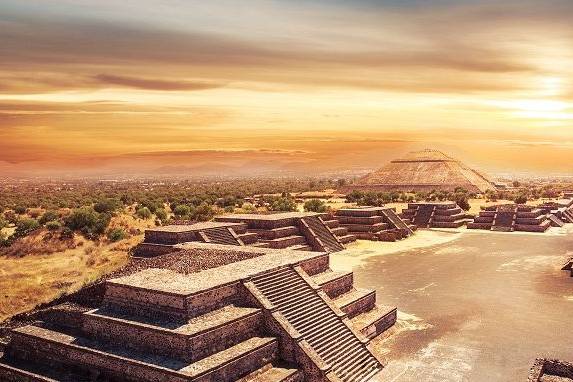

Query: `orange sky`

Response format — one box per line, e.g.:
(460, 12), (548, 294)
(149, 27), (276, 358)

(1, 0), (572, 177)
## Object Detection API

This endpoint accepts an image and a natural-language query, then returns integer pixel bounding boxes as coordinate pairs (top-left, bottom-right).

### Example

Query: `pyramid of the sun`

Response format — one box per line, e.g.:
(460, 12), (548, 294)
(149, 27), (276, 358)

(349, 149), (495, 193)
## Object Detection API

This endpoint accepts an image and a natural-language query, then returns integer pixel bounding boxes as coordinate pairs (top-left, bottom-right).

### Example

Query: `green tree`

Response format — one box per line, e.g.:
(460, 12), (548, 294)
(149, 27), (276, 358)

(136, 207), (152, 219)
(45, 221), (62, 231)
(39, 210), (59, 225)
(190, 203), (216, 221)
(514, 194), (528, 204)
(94, 198), (122, 213)
(14, 218), (40, 237)
(173, 204), (191, 217)
(270, 197), (297, 212)
(107, 228), (128, 242)
(155, 208), (168, 221)
(65, 207), (111, 238)
(304, 199), (328, 212)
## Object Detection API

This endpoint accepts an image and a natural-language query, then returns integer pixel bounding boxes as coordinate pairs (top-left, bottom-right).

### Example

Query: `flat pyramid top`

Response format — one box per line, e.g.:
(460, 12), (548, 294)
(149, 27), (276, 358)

(392, 149), (455, 162)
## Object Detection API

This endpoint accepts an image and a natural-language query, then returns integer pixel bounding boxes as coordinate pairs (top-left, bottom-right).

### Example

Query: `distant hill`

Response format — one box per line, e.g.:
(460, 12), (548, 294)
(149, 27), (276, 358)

(345, 149), (495, 193)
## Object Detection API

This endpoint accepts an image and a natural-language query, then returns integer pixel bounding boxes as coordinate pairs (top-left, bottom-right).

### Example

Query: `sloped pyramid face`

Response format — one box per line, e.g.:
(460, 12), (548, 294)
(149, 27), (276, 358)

(351, 149), (495, 193)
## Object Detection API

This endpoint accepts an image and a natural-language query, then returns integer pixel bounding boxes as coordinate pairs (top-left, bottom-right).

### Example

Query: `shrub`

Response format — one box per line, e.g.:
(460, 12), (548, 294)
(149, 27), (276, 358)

(45, 221), (62, 231)
(189, 203), (215, 221)
(136, 207), (152, 219)
(107, 228), (128, 242)
(14, 206), (27, 215)
(39, 210), (59, 225)
(173, 204), (190, 217)
(454, 194), (471, 211)
(241, 202), (256, 212)
(0, 214), (6, 230)
(270, 197), (297, 212)
(14, 218), (40, 237)
(65, 207), (111, 238)
(154, 208), (167, 221)
(514, 194), (528, 204)
(304, 199), (328, 213)
(94, 198), (122, 213)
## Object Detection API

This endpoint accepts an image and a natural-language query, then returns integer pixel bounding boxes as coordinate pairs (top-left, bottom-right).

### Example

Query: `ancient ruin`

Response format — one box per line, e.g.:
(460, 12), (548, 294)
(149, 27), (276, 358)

(333, 207), (415, 241)
(537, 198), (573, 226)
(528, 359), (573, 381)
(135, 212), (356, 257)
(400, 202), (469, 228)
(346, 149), (495, 193)
(467, 204), (551, 232)
(0, 243), (395, 382)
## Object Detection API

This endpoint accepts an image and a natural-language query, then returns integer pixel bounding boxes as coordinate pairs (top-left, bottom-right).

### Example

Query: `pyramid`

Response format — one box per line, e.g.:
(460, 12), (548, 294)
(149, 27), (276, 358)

(348, 149), (495, 193)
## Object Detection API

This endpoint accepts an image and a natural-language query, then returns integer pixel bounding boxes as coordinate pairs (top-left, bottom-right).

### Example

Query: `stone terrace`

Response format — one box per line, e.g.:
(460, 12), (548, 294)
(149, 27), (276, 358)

(400, 202), (469, 228)
(216, 212), (356, 252)
(0, 245), (395, 382)
(333, 207), (415, 242)
(136, 213), (356, 257)
(528, 359), (573, 382)
(468, 204), (551, 233)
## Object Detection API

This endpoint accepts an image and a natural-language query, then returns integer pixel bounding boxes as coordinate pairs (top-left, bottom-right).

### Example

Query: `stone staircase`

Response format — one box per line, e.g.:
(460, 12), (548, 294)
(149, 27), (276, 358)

(412, 205), (436, 228)
(491, 210), (515, 232)
(0, 279), (300, 382)
(301, 216), (345, 252)
(379, 208), (414, 235)
(202, 227), (244, 246)
(250, 267), (382, 382)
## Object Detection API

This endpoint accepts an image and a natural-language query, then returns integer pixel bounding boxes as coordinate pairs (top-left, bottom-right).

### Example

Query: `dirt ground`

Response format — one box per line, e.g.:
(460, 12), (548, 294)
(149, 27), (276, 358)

(0, 213), (155, 322)
(333, 226), (573, 382)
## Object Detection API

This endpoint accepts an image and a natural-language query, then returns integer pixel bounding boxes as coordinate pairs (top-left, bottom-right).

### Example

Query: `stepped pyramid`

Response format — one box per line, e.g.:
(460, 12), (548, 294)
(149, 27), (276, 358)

(348, 149), (495, 193)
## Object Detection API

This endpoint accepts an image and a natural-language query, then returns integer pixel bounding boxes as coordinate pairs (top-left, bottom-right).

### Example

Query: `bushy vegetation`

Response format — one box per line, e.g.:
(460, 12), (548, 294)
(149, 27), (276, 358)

(107, 228), (128, 242)
(64, 207), (111, 239)
(303, 199), (328, 213)
(14, 218), (40, 238)
(135, 207), (152, 219)
(267, 196), (297, 212)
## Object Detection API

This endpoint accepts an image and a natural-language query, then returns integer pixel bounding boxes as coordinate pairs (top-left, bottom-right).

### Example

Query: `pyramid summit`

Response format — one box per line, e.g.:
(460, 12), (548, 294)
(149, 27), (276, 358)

(349, 149), (495, 193)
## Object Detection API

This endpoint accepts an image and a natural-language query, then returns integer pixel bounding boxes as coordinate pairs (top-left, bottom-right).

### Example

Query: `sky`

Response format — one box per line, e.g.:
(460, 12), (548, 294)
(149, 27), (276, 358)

(1, 0), (572, 178)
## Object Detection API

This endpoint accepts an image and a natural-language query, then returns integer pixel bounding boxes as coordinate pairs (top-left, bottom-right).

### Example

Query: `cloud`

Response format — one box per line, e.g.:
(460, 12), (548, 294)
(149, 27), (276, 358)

(93, 74), (225, 91)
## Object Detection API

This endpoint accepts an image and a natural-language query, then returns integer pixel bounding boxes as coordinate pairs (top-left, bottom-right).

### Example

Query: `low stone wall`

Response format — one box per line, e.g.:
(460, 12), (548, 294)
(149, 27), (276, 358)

(340, 292), (376, 319)
(320, 274), (353, 299)
(133, 243), (179, 257)
(528, 358), (573, 381)
(299, 255), (330, 276)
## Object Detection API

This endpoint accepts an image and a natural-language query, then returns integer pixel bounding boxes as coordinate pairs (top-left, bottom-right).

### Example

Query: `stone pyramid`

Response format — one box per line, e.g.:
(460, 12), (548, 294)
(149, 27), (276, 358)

(350, 149), (495, 193)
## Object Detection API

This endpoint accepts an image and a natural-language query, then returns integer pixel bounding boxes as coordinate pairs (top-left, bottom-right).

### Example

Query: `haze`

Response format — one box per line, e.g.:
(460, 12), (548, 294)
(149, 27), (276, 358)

(1, 0), (572, 177)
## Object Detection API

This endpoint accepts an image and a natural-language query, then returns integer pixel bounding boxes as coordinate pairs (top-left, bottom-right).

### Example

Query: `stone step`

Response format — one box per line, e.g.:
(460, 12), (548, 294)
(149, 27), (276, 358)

(250, 267), (381, 382)
(259, 235), (307, 249)
(288, 244), (313, 251)
(238, 232), (259, 244)
(254, 226), (300, 240)
(83, 305), (262, 362)
(8, 325), (277, 382)
(334, 289), (376, 318)
(350, 305), (397, 340)
(238, 363), (303, 382)
(337, 234), (357, 244)
(0, 353), (91, 382)
(311, 271), (354, 298)
(330, 226), (349, 236)
(322, 219), (340, 228)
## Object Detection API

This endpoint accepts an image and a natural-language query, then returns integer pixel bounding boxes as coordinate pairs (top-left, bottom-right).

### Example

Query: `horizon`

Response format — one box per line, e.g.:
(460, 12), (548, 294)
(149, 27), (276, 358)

(1, 0), (573, 177)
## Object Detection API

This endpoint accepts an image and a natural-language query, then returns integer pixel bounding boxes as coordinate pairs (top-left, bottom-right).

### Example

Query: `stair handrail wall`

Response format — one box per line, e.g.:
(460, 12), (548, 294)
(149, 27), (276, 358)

(243, 279), (334, 382)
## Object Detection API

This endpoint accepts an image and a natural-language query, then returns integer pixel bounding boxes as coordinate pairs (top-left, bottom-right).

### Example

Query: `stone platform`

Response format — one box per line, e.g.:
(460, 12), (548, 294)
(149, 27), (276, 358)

(333, 206), (415, 241)
(401, 202), (470, 228)
(136, 213), (356, 257)
(528, 359), (573, 381)
(0, 245), (395, 382)
(468, 204), (551, 233)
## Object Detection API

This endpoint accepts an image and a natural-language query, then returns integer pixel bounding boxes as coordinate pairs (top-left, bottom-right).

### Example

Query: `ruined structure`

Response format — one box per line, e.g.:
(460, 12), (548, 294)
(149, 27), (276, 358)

(537, 198), (573, 226)
(0, 243), (395, 382)
(216, 212), (356, 251)
(333, 207), (415, 241)
(467, 204), (551, 232)
(135, 212), (356, 257)
(401, 202), (469, 228)
(528, 359), (573, 381)
(346, 149), (495, 193)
